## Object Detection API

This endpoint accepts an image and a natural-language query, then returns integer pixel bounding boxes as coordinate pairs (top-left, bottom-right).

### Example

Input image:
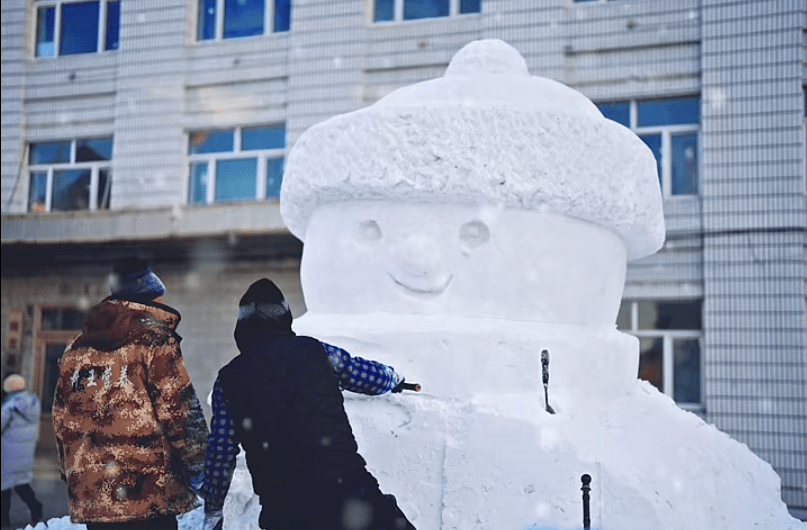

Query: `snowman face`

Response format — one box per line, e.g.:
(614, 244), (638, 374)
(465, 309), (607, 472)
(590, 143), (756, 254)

(300, 200), (626, 325)
(353, 215), (488, 297)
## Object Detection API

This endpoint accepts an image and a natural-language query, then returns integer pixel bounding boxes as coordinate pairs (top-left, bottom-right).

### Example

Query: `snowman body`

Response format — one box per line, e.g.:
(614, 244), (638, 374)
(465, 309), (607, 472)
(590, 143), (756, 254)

(279, 40), (801, 530)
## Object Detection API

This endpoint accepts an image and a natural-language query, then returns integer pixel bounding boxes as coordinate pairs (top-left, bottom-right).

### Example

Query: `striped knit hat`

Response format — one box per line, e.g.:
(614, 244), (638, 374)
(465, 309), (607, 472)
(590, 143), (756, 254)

(109, 257), (165, 303)
(237, 278), (292, 330)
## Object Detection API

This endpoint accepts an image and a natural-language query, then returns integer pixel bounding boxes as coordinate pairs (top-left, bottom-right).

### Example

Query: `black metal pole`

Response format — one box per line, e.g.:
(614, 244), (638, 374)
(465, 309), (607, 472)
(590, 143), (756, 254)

(541, 349), (555, 414)
(581, 473), (592, 530)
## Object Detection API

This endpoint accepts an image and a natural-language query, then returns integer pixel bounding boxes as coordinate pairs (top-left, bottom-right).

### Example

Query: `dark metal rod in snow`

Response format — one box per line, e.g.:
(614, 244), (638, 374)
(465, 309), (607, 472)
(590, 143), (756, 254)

(541, 349), (555, 414)
(581, 473), (592, 529)
(399, 382), (421, 392)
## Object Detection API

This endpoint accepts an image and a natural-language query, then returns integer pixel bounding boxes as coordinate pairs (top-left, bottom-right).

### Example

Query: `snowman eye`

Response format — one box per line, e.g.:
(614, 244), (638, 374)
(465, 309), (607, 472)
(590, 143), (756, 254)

(354, 220), (382, 244)
(460, 220), (489, 248)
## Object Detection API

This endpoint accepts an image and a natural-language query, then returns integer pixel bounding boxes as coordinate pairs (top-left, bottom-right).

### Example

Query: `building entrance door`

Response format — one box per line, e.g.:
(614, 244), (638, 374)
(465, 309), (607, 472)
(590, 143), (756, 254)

(32, 307), (84, 458)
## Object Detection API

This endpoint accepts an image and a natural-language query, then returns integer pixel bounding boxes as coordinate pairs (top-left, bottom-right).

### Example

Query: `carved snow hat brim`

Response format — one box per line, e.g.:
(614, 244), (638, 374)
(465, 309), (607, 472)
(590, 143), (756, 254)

(280, 39), (664, 261)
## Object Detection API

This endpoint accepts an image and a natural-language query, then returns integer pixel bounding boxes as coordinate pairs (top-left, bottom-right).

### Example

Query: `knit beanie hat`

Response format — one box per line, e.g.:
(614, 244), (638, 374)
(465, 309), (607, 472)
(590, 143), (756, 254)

(3, 374), (25, 393)
(109, 257), (166, 303)
(237, 278), (293, 330)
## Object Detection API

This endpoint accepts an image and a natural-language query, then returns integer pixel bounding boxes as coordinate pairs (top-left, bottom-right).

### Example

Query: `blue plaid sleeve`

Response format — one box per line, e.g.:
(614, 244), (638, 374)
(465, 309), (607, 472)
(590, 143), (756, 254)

(200, 377), (239, 514)
(321, 341), (403, 395)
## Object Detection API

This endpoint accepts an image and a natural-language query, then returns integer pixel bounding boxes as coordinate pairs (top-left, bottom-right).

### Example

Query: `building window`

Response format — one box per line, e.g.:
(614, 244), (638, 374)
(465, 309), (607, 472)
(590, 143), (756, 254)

(373, 0), (480, 23)
(35, 0), (120, 57)
(28, 137), (113, 213)
(188, 125), (286, 204)
(597, 97), (700, 196)
(617, 299), (703, 409)
(198, 0), (290, 41)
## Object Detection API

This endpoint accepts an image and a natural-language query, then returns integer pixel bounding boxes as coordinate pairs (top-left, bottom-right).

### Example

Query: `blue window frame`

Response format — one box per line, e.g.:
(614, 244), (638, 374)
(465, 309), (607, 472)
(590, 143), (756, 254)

(597, 97), (700, 196)
(188, 125), (287, 204)
(35, 1), (120, 57)
(198, 0), (290, 41)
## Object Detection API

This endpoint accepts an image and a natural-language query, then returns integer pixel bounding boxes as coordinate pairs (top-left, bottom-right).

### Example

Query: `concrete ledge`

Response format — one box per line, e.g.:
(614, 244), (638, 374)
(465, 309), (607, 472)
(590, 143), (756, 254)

(2, 201), (290, 245)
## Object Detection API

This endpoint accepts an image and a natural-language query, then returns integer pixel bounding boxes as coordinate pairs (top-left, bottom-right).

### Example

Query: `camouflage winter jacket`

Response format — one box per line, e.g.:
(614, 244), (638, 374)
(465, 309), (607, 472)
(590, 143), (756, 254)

(53, 298), (208, 523)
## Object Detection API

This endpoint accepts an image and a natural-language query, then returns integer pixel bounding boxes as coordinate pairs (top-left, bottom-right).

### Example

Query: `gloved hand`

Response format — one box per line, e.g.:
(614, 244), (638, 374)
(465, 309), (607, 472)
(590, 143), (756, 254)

(391, 377), (406, 393)
(392, 377), (421, 393)
(203, 510), (223, 530)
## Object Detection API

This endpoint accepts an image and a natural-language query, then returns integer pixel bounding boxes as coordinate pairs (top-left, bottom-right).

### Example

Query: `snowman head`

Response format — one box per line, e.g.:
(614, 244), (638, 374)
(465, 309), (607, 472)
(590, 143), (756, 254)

(300, 199), (627, 325)
(282, 39), (664, 324)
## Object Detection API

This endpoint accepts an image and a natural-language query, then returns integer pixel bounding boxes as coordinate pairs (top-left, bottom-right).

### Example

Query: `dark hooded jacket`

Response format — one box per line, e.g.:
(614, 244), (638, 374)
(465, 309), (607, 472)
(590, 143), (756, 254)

(217, 315), (369, 525)
(52, 297), (208, 523)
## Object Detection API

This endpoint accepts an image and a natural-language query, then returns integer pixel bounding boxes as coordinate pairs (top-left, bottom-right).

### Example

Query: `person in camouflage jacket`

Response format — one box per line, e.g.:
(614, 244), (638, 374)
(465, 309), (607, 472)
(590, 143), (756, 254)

(52, 258), (208, 530)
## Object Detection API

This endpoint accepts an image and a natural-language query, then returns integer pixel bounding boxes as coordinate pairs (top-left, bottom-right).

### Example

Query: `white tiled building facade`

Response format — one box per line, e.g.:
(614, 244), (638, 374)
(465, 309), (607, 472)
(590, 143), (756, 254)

(2, 0), (805, 512)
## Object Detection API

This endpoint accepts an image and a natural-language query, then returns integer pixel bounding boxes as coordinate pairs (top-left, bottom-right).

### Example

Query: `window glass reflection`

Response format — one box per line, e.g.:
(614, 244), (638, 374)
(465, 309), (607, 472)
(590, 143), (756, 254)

(274, 0), (291, 32)
(189, 162), (209, 204)
(29, 172), (48, 213)
(598, 102), (630, 127)
(374, 0), (394, 21)
(405, 0), (449, 20)
(224, 0), (264, 38)
(105, 0), (120, 50)
(60, 1), (100, 55)
(673, 339), (700, 404)
(266, 157), (284, 198)
(671, 132), (698, 195)
(198, 0), (217, 39)
(97, 169), (112, 209)
(216, 158), (257, 201)
(76, 138), (113, 162)
(639, 337), (663, 392)
(30, 141), (71, 165)
(36, 7), (56, 57)
(373, 0), (395, 22)
(637, 300), (702, 330)
(242, 126), (285, 150)
(190, 131), (234, 154)
(637, 97), (699, 127)
(52, 169), (92, 211)
(460, 0), (480, 13)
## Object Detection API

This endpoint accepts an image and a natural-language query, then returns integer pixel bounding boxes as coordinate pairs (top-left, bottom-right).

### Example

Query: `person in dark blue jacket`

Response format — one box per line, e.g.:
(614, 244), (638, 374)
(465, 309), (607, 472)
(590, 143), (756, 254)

(201, 278), (416, 530)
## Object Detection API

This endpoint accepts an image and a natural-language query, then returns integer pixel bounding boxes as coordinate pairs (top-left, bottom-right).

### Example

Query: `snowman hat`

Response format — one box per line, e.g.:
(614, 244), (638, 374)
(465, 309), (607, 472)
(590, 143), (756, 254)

(280, 39), (664, 261)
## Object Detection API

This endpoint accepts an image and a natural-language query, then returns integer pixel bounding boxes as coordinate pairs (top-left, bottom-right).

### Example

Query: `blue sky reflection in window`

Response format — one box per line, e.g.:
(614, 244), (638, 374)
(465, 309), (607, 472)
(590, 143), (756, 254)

(60, 2), (100, 55)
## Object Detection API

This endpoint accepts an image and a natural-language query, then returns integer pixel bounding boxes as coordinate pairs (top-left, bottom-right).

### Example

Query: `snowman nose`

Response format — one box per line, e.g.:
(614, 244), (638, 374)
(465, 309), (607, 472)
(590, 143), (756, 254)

(394, 234), (442, 277)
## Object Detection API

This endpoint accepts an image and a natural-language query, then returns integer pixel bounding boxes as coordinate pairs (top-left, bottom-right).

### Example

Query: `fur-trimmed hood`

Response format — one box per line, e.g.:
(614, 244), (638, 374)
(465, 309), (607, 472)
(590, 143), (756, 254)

(78, 298), (181, 351)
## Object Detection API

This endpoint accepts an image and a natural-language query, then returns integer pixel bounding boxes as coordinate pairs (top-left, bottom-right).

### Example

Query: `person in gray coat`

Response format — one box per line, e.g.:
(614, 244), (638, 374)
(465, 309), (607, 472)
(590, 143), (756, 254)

(1, 375), (44, 528)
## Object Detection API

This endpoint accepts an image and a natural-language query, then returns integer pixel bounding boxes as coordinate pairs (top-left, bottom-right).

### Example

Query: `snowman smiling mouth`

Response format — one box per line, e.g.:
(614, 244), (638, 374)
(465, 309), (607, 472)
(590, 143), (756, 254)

(387, 272), (454, 295)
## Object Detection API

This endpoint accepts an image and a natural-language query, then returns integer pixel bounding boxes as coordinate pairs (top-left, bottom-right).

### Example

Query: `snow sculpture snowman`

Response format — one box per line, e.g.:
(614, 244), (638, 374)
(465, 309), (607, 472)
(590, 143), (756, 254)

(280, 40), (802, 530)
